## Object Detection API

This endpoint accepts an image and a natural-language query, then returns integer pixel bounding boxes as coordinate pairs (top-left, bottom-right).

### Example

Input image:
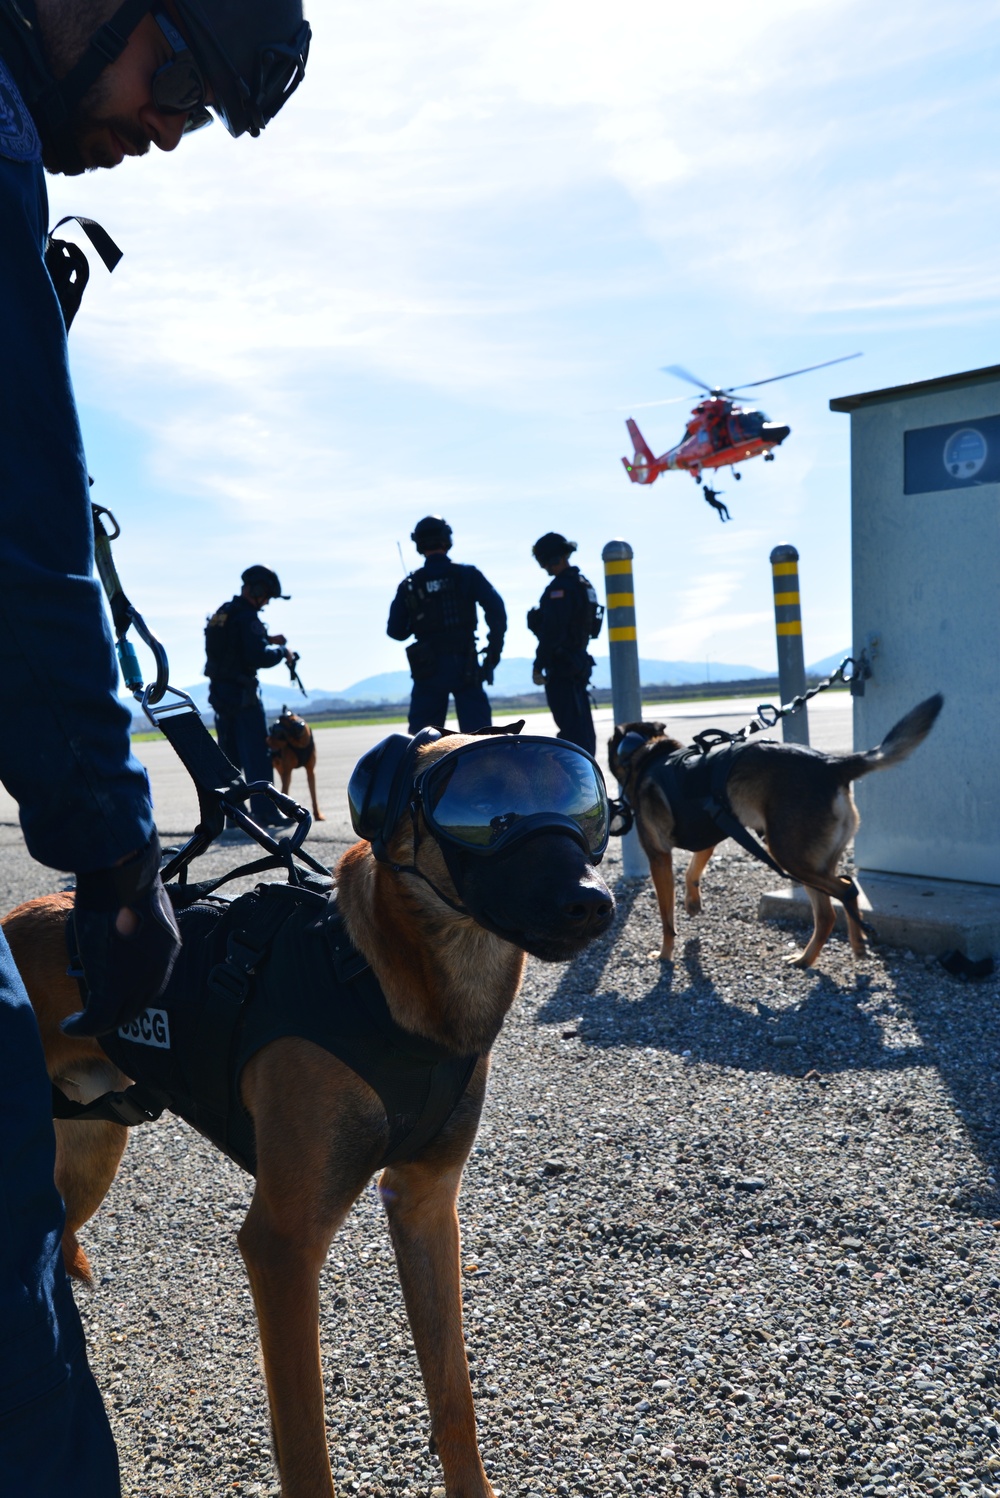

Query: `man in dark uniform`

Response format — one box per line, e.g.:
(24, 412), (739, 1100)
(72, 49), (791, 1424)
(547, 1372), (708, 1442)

(528, 532), (603, 756)
(387, 515), (506, 733)
(0, 3), (309, 1494)
(205, 565), (296, 829)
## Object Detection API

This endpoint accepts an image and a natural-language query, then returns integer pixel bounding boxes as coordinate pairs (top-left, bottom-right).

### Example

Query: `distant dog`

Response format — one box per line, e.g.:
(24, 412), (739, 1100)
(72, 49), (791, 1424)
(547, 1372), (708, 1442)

(5, 728), (614, 1497)
(608, 694), (943, 968)
(267, 705), (324, 820)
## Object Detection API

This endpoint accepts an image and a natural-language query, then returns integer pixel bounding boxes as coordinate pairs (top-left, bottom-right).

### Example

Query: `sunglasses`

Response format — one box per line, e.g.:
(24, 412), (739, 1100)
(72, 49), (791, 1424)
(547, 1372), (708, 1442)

(413, 737), (610, 861)
(151, 12), (212, 133)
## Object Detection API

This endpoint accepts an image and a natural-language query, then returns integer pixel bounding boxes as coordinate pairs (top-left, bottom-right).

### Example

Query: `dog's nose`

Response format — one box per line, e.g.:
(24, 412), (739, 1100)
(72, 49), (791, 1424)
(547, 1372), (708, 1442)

(558, 884), (615, 933)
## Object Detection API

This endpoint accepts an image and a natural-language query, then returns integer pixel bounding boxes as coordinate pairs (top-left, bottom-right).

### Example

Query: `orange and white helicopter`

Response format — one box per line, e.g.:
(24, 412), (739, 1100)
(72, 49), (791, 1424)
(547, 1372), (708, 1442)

(622, 354), (861, 520)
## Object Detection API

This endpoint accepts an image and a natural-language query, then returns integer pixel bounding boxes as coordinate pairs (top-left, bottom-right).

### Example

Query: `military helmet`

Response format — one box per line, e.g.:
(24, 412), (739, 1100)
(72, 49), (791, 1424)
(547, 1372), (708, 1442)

(171, 0), (311, 138)
(532, 532), (577, 564)
(411, 516), (453, 553)
(242, 565), (289, 599)
(38, 0), (309, 164)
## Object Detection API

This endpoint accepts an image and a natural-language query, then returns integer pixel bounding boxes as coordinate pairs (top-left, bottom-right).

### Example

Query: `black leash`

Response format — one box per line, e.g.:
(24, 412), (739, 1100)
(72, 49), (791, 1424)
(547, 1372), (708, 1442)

(90, 505), (331, 892)
(608, 655), (861, 840)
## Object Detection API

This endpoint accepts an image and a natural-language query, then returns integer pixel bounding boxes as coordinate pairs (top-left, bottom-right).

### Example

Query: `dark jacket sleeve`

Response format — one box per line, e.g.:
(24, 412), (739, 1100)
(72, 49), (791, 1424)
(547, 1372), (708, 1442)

(236, 606), (285, 674)
(0, 150), (154, 873)
(472, 570), (506, 654)
(386, 579), (414, 641)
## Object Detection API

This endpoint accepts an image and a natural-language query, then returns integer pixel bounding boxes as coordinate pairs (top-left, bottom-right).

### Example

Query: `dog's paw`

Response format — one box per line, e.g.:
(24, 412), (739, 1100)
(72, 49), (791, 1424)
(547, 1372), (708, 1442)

(315, 812), (327, 821)
(651, 946), (675, 963)
(684, 887), (702, 916)
(783, 950), (815, 969)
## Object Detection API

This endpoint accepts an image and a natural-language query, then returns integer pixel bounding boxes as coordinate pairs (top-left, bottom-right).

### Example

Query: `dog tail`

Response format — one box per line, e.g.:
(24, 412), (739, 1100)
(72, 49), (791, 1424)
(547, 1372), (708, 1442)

(837, 693), (943, 783)
(63, 1230), (94, 1287)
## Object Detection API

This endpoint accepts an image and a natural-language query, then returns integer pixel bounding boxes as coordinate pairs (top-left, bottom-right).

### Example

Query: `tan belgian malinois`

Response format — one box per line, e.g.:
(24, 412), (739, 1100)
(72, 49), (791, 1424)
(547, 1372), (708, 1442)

(267, 705), (324, 820)
(4, 728), (614, 1498)
(608, 694), (942, 968)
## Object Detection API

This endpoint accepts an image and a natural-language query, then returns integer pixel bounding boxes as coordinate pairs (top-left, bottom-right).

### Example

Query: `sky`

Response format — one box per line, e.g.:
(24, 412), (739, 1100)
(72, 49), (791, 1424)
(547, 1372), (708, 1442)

(49, 0), (1000, 694)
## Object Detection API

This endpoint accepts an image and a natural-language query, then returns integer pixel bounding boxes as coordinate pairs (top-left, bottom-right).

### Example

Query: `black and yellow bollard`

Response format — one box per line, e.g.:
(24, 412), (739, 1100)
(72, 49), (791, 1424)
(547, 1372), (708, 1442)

(602, 540), (648, 877)
(769, 543), (809, 746)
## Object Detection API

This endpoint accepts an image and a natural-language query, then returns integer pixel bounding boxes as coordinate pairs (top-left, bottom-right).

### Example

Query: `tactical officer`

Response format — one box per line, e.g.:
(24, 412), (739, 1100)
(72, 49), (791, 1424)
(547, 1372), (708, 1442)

(205, 565), (297, 829)
(528, 532), (604, 756)
(387, 516), (507, 733)
(0, 3), (309, 1494)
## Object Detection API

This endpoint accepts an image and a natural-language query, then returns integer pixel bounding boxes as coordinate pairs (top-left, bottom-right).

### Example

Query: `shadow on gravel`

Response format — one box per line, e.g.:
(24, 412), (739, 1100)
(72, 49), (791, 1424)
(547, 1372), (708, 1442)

(538, 925), (925, 1079)
(536, 875), (1000, 1213)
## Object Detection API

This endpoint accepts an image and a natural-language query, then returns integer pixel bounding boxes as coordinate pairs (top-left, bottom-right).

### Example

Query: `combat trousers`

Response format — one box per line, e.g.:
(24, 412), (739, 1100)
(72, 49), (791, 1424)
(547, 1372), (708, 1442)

(212, 689), (282, 826)
(544, 675), (596, 756)
(0, 931), (121, 1497)
(408, 653), (492, 734)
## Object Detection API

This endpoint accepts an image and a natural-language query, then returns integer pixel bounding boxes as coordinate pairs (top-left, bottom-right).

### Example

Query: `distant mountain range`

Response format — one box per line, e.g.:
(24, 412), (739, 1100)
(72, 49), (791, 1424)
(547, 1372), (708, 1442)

(327, 657), (774, 704)
(150, 652), (847, 718)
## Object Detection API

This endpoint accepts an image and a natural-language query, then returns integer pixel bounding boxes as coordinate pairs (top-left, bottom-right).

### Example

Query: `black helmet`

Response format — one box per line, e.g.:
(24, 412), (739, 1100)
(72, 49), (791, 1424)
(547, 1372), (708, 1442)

(532, 532), (576, 564)
(411, 516), (453, 553)
(242, 564), (289, 599)
(172, 0), (311, 138)
(21, 0), (309, 171)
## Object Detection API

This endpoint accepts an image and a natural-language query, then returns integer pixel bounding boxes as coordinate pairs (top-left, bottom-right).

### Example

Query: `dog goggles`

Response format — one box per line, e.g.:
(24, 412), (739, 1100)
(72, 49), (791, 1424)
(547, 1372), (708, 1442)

(152, 13), (212, 132)
(413, 737), (610, 861)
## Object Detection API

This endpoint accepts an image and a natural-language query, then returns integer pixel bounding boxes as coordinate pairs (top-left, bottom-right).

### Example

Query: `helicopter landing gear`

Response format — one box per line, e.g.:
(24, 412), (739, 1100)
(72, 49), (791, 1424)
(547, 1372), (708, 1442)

(764, 451), (775, 461)
(702, 484), (731, 522)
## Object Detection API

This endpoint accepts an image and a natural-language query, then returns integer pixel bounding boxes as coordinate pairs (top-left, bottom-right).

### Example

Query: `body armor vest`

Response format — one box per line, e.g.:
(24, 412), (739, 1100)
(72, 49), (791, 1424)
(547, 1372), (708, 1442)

(204, 596), (251, 684)
(407, 566), (477, 641)
(99, 884), (479, 1175)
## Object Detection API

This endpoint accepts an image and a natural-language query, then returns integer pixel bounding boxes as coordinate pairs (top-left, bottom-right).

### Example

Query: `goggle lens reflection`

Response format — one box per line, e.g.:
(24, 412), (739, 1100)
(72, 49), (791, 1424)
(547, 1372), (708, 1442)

(421, 740), (609, 855)
(151, 12), (212, 130)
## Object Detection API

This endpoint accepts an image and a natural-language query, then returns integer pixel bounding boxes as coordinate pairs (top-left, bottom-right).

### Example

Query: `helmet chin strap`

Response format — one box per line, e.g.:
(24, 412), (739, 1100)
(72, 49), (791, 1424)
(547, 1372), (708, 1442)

(386, 803), (472, 918)
(9, 0), (152, 174)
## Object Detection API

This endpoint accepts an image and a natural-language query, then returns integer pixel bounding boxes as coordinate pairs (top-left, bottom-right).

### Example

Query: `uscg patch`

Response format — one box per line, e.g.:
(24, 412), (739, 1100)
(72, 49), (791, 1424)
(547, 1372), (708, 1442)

(0, 57), (40, 163)
(118, 1008), (172, 1050)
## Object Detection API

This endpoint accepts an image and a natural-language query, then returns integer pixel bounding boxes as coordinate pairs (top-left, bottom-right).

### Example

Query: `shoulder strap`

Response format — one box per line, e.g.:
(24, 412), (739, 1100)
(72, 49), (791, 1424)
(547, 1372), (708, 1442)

(51, 1081), (166, 1127)
(697, 746), (787, 878)
(45, 216), (123, 331)
(181, 887), (308, 1139)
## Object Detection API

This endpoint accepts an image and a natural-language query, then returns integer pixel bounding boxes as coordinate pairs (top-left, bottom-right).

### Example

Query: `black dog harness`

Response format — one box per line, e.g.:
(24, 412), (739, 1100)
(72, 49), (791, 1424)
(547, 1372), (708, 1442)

(640, 738), (787, 875)
(75, 883), (478, 1175)
(269, 720), (313, 769)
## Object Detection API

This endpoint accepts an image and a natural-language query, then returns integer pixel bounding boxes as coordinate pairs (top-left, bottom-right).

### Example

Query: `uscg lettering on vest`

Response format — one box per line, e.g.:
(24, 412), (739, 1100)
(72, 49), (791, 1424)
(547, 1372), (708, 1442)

(0, 59), (41, 163)
(118, 1008), (171, 1049)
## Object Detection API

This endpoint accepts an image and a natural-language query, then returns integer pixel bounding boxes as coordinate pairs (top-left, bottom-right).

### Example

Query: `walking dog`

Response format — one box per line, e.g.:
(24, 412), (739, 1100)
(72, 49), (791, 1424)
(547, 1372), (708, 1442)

(4, 727), (614, 1498)
(268, 705), (324, 820)
(608, 694), (942, 968)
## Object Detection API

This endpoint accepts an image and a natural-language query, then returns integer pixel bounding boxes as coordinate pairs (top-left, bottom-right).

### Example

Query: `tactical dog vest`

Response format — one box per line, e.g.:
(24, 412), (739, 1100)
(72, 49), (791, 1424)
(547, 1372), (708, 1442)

(98, 883), (479, 1175)
(641, 739), (783, 869)
(269, 720), (313, 768)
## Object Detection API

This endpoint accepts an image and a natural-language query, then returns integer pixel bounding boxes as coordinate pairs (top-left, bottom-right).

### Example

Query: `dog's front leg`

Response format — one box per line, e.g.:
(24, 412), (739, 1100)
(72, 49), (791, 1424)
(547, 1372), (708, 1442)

(239, 1043), (379, 1497)
(238, 1182), (341, 1496)
(306, 762), (325, 820)
(380, 1158), (494, 1498)
(647, 848), (677, 960)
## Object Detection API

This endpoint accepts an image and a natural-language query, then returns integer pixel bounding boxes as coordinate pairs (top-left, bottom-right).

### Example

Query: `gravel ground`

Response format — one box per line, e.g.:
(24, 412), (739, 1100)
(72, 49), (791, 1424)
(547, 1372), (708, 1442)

(5, 821), (1000, 1498)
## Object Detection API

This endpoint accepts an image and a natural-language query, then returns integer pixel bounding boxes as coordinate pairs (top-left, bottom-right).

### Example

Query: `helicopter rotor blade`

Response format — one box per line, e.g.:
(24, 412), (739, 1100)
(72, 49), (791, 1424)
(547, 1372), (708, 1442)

(620, 394), (694, 411)
(661, 364), (717, 394)
(724, 352), (862, 394)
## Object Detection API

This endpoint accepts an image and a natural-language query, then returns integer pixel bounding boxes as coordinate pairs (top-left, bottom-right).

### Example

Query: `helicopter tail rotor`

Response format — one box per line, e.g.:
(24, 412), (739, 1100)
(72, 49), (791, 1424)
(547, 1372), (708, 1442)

(622, 417), (657, 484)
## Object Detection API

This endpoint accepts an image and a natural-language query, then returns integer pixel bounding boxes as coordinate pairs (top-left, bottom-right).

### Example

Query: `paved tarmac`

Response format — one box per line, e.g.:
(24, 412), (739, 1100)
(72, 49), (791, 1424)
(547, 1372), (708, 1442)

(0, 691), (851, 851)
